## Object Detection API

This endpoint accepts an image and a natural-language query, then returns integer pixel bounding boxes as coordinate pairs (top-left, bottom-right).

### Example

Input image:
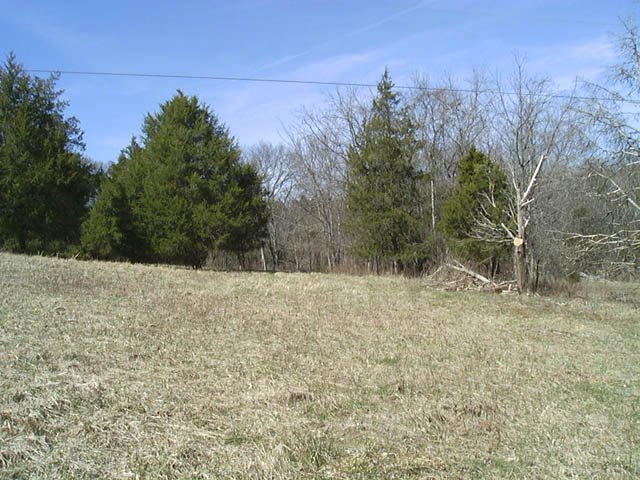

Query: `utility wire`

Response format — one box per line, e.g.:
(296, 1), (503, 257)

(26, 68), (640, 105)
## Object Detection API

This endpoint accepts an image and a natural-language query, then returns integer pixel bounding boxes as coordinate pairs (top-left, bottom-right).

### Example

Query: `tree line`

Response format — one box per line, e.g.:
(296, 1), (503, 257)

(1, 20), (638, 290)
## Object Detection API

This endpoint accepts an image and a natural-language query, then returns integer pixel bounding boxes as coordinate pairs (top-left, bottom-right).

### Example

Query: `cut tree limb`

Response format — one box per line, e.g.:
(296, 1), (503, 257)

(521, 154), (546, 205)
(446, 260), (492, 284)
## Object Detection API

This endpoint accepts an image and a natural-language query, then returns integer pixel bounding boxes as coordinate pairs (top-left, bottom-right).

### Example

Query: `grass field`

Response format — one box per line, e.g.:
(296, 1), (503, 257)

(0, 252), (638, 479)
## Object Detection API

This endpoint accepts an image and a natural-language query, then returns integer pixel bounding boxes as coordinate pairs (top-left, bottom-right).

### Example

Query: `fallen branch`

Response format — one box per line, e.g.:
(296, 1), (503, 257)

(445, 261), (492, 285)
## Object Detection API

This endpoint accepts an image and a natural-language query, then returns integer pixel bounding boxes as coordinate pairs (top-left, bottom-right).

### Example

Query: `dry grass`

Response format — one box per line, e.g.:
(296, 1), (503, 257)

(0, 252), (638, 479)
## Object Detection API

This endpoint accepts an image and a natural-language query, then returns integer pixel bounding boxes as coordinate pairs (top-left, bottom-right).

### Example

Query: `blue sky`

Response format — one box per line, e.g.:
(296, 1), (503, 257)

(0, 0), (636, 165)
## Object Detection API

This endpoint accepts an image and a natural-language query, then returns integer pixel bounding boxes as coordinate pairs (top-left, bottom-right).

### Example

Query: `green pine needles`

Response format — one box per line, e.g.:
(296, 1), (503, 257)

(440, 147), (511, 275)
(0, 54), (100, 254)
(82, 91), (268, 267)
(345, 70), (429, 272)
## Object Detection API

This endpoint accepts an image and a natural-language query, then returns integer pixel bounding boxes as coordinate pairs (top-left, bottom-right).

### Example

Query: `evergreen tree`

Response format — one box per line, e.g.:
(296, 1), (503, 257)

(81, 139), (145, 260)
(82, 92), (268, 267)
(440, 147), (510, 274)
(0, 53), (99, 253)
(345, 70), (428, 271)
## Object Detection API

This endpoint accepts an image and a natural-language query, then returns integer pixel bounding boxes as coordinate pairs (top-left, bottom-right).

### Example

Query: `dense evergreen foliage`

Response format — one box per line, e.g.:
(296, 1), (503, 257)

(440, 147), (510, 274)
(0, 54), (99, 253)
(345, 70), (429, 271)
(82, 92), (268, 267)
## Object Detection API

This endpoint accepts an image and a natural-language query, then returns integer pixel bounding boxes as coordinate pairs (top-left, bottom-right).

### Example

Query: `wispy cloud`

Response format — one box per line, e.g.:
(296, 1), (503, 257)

(249, 0), (432, 75)
(2, 4), (106, 59)
(209, 49), (388, 146)
(526, 35), (617, 88)
(289, 51), (382, 81)
(570, 37), (617, 62)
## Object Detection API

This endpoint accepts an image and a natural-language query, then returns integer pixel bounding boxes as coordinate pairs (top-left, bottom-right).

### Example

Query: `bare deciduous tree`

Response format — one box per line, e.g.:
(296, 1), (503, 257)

(410, 74), (488, 230)
(244, 142), (294, 270)
(568, 19), (640, 274)
(476, 62), (583, 291)
(283, 89), (371, 270)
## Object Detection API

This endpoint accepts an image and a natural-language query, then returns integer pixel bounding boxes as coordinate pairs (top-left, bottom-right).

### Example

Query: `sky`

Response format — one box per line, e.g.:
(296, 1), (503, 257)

(0, 0), (637, 165)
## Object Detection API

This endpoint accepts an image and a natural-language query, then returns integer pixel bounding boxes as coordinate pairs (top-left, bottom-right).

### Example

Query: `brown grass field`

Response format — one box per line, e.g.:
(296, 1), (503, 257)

(0, 252), (638, 479)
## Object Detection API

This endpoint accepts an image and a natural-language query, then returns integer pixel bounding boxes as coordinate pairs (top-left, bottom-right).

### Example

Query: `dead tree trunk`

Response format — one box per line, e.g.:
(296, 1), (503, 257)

(512, 154), (545, 293)
(513, 236), (527, 293)
(476, 154), (545, 293)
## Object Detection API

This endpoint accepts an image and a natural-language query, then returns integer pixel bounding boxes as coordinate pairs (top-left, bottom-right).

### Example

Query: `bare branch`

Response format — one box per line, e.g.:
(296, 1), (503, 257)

(521, 154), (546, 205)
(591, 170), (640, 213)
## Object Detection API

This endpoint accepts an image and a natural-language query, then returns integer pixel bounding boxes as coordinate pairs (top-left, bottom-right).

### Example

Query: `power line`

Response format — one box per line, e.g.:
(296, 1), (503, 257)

(26, 68), (640, 105)
(27, 68), (382, 89)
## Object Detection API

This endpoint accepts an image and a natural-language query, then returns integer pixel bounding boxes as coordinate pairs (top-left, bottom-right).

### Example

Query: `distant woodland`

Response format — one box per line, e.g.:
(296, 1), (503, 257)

(1, 20), (638, 292)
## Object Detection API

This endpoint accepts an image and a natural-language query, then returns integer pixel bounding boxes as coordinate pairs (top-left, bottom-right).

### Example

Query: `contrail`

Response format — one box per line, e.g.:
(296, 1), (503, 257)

(249, 0), (429, 75)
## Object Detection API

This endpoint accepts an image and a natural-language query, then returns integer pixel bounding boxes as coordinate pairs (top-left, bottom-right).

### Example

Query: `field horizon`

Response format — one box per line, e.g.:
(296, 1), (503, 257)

(1, 252), (638, 479)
